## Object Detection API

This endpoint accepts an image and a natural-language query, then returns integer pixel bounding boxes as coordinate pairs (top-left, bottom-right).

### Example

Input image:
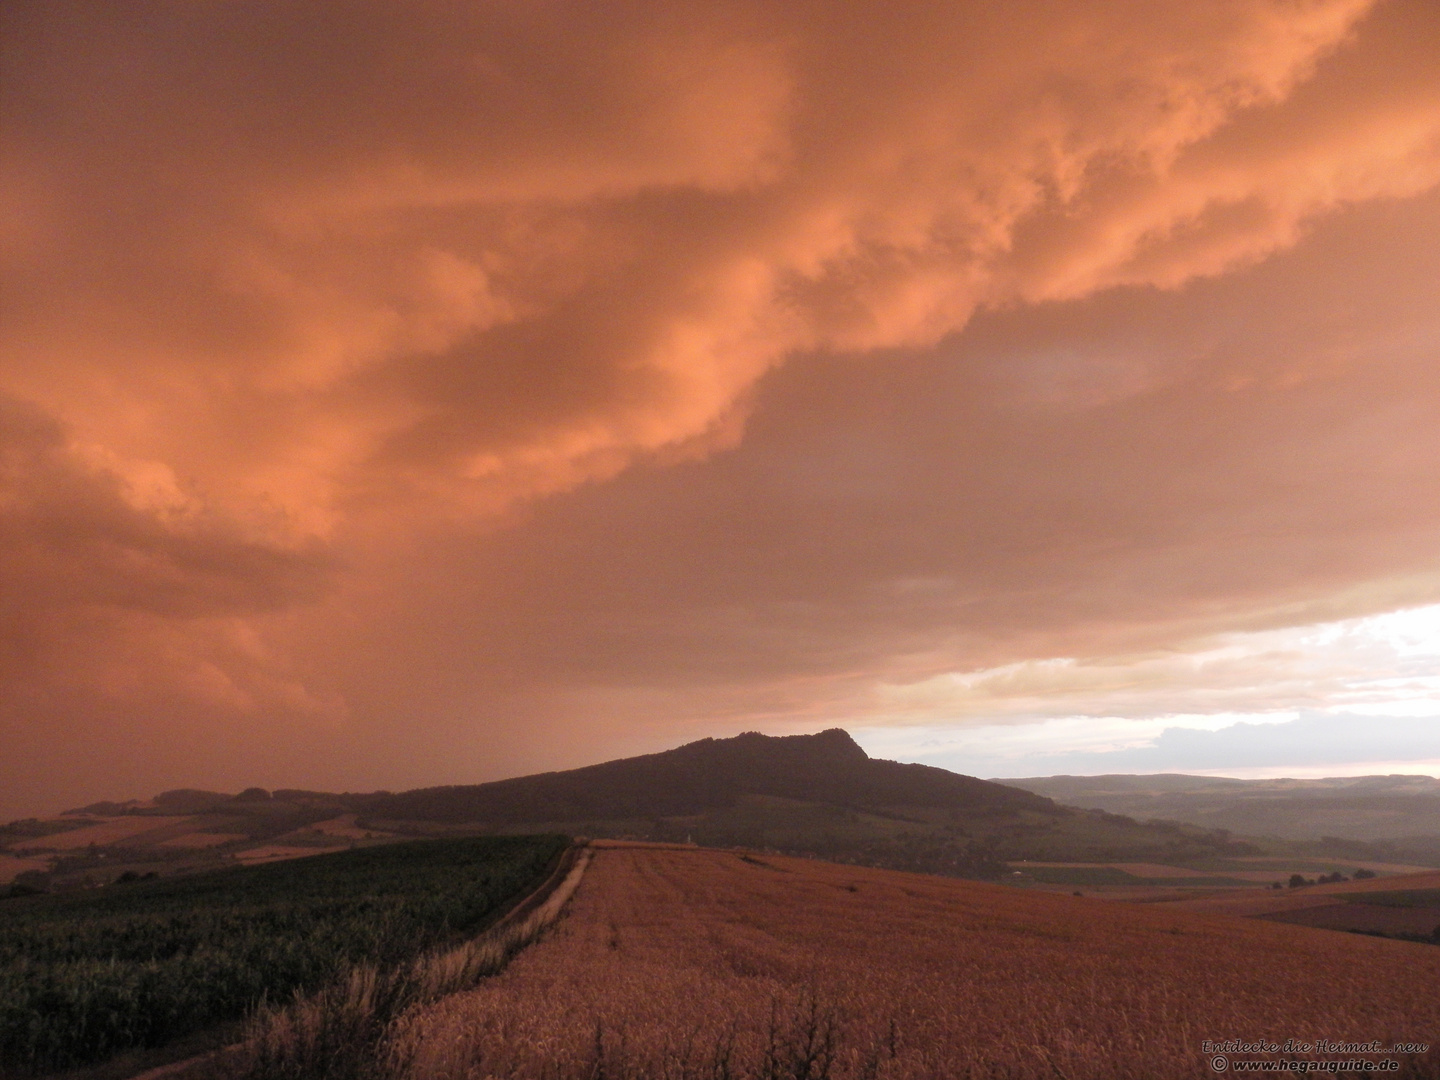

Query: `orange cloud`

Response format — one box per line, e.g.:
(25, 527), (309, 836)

(2, 0), (1439, 815)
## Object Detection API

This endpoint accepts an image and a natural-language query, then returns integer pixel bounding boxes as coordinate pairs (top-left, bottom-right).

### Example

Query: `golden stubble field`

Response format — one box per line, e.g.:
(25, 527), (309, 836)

(392, 846), (1440, 1080)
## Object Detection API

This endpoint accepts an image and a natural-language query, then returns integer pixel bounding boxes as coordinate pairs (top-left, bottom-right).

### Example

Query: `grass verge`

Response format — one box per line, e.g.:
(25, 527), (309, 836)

(237, 845), (592, 1080)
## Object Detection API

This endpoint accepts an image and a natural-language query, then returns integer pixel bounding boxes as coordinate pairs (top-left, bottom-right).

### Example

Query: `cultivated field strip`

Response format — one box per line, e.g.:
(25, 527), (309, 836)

(0, 835), (569, 1077)
(394, 846), (1440, 1080)
(239, 845), (594, 1079)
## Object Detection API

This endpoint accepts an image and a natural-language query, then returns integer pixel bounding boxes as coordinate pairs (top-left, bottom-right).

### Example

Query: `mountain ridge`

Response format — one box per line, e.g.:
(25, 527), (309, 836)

(27, 730), (1275, 888)
(362, 728), (1053, 825)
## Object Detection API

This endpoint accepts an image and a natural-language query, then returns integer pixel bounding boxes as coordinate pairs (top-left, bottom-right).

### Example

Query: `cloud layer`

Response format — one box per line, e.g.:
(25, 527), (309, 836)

(3, 0), (1440, 814)
(858, 712), (1440, 778)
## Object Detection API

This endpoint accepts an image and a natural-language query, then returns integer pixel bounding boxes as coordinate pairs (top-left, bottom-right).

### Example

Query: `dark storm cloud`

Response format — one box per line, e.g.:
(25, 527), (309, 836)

(3, 0), (1440, 815)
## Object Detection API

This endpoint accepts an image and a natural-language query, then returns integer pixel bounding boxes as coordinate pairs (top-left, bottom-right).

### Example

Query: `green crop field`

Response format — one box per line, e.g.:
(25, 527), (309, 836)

(1345, 888), (1440, 908)
(0, 834), (568, 1076)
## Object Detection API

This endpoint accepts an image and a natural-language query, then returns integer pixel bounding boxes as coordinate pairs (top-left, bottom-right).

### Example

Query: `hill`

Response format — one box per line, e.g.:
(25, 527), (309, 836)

(1001, 773), (1440, 864)
(362, 728), (1045, 823)
(4, 730), (1265, 891)
(355, 729), (1259, 875)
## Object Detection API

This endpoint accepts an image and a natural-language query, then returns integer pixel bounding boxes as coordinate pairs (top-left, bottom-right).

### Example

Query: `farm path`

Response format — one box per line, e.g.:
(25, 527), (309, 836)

(393, 846), (1440, 1079)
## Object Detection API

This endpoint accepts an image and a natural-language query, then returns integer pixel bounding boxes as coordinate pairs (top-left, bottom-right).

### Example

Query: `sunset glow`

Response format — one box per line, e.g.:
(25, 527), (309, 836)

(4, 0), (1440, 816)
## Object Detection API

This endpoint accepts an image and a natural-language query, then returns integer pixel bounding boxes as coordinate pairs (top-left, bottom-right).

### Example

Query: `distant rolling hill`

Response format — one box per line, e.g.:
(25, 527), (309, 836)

(354, 729), (1259, 876)
(364, 728), (1047, 823)
(1001, 773), (1440, 864)
(9, 730), (1265, 890)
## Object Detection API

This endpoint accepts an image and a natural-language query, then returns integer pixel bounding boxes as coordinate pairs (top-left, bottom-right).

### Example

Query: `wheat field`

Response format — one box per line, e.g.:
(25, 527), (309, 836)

(392, 846), (1440, 1080)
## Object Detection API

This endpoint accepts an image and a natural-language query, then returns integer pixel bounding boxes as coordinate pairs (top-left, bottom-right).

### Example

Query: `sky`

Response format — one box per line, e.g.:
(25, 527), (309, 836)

(3, 0), (1440, 819)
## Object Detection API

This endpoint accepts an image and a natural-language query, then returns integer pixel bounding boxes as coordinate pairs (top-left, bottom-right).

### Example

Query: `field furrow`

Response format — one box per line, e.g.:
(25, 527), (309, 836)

(395, 846), (1440, 1080)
